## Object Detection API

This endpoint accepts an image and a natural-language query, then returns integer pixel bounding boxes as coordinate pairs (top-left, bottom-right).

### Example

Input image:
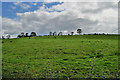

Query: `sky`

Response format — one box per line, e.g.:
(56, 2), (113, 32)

(0, 1), (118, 38)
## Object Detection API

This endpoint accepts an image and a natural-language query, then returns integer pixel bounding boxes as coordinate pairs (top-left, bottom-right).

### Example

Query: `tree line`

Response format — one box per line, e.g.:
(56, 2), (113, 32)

(0, 29), (82, 39)
(17, 32), (37, 38)
(49, 29), (82, 36)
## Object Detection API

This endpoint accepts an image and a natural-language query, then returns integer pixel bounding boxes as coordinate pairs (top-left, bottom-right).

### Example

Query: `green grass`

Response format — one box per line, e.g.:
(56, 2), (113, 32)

(2, 35), (119, 78)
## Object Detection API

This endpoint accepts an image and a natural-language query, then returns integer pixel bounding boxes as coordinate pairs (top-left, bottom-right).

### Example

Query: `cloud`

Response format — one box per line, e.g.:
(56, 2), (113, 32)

(0, 16), (2, 37)
(21, 4), (30, 10)
(43, 0), (118, 2)
(2, 2), (118, 37)
(13, 2), (21, 5)
(10, 6), (16, 9)
(82, 2), (118, 13)
(29, 2), (38, 5)
(2, 18), (22, 35)
(13, 2), (31, 10)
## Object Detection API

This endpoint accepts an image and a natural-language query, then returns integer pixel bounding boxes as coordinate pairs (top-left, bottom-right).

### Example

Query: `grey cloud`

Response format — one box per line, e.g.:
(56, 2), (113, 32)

(17, 11), (98, 35)
(2, 18), (22, 35)
(2, 2), (118, 37)
(82, 2), (117, 13)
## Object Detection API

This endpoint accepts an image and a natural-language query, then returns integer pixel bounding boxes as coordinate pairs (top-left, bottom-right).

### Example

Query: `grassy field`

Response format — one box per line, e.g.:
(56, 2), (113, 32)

(2, 35), (119, 78)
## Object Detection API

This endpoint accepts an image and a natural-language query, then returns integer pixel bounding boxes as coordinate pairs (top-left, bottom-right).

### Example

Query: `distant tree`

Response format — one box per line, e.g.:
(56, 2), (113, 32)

(49, 32), (52, 36)
(103, 33), (105, 35)
(6, 34), (10, 39)
(71, 32), (74, 35)
(17, 35), (22, 38)
(53, 32), (57, 36)
(60, 32), (62, 35)
(31, 32), (37, 37)
(94, 33), (98, 35)
(77, 29), (82, 35)
(58, 32), (62, 36)
(21, 32), (24, 37)
(2, 36), (5, 39)
(28, 35), (32, 39)
(25, 33), (29, 37)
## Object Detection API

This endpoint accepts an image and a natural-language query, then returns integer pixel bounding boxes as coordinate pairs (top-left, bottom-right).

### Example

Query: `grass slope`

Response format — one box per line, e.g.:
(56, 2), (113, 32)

(2, 35), (119, 78)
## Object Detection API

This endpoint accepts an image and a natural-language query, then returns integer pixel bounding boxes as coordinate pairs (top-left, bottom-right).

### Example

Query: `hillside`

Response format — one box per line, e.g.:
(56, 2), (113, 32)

(2, 35), (119, 78)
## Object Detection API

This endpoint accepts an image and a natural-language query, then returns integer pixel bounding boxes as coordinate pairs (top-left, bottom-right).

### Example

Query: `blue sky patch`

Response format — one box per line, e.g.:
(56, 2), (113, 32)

(2, 2), (63, 19)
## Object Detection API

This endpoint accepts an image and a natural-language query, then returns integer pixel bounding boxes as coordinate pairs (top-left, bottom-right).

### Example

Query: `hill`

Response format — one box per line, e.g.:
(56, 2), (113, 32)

(2, 35), (119, 78)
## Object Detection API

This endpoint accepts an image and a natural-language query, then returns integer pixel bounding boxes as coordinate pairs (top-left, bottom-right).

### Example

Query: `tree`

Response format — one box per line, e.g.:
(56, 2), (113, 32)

(77, 29), (82, 35)
(6, 34), (10, 39)
(21, 32), (24, 37)
(49, 32), (52, 36)
(28, 35), (31, 39)
(53, 32), (57, 36)
(17, 35), (22, 38)
(25, 33), (29, 37)
(71, 32), (74, 35)
(31, 32), (37, 37)
(58, 32), (62, 36)
(2, 36), (5, 39)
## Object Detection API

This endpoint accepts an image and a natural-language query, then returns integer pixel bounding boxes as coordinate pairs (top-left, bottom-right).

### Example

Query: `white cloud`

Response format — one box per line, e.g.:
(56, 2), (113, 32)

(13, 2), (21, 5)
(21, 4), (30, 10)
(10, 6), (16, 9)
(30, 2), (38, 5)
(43, 0), (118, 2)
(0, 16), (2, 38)
(13, 2), (31, 10)
(2, 2), (118, 37)
(2, 18), (22, 35)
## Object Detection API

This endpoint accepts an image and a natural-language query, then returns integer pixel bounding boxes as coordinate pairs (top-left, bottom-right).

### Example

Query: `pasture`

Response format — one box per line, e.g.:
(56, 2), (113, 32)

(2, 35), (119, 78)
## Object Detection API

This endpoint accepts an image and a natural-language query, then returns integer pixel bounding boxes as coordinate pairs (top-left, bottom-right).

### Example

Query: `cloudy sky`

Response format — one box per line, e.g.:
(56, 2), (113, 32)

(1, 1), (118, 37)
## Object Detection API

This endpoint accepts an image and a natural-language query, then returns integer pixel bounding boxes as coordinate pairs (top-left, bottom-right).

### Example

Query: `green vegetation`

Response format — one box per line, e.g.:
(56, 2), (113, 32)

(2, 35), (119, 78)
